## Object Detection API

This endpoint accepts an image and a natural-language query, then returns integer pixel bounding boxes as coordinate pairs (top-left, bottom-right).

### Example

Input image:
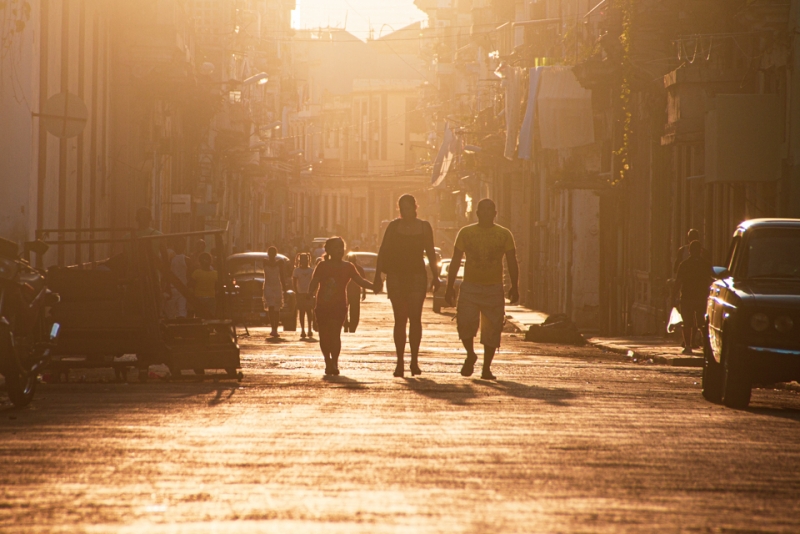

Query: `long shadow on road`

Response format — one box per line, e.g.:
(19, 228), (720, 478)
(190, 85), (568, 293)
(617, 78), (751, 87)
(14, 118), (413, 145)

(472, 379), (578, 407)
(401, 377), (478, 406)
(322, 375), (368, 390)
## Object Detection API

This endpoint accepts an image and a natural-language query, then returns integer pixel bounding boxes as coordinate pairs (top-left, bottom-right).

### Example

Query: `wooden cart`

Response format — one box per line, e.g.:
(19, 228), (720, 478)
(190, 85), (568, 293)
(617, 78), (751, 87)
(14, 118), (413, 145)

(35, 227), (241, 382)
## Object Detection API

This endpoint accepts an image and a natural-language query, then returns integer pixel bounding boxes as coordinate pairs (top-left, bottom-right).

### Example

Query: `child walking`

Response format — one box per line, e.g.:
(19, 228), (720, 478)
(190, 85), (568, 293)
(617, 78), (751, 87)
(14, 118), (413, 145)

(292, 253), (315, 339)
(309, 237), (373, 375)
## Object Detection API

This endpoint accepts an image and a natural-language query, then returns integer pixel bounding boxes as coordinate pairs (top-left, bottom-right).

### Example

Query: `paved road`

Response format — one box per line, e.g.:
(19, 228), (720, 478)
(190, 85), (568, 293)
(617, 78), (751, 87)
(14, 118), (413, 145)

(1, 295), (800, 533)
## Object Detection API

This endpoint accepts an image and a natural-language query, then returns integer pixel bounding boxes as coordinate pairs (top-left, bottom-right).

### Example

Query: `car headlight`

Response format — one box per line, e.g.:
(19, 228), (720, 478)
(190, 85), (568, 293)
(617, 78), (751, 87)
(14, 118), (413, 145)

(750, 312), (770, 332)
(775, 315), (794, 333)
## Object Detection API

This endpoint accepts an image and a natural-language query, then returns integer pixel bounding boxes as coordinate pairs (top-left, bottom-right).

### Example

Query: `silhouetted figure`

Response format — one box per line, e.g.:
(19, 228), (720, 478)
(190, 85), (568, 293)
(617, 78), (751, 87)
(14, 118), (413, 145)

(293, 253), (315, 339)
(263, 246), (287, 338)
(374, 194), (440, 377)
(191, 252), (218, 318)
(672, 240), (713, 355)
(446, 199), (519, 380)
(309, 237), (373, 375)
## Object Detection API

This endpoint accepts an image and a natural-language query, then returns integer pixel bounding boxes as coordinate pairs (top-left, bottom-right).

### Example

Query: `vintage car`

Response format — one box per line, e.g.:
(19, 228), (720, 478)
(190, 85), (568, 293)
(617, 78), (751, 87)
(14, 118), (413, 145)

(432, 259), (464, 313)
(702, 219), (800, 408)
(226, 253), (296, 331)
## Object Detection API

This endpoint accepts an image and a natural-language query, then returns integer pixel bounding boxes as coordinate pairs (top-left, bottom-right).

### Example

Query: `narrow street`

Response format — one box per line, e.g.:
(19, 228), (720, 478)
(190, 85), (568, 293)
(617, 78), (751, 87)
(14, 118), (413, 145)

(1, 295), (800, 533)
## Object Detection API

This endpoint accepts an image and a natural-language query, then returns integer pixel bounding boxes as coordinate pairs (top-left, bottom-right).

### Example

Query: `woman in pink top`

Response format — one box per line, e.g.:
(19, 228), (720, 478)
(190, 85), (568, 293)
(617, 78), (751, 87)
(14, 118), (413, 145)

(309, 237), (373, 375)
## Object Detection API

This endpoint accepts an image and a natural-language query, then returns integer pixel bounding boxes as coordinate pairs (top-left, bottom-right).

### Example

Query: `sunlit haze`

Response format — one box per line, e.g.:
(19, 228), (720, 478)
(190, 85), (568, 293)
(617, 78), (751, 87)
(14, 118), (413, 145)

(292, 0), (427, 39)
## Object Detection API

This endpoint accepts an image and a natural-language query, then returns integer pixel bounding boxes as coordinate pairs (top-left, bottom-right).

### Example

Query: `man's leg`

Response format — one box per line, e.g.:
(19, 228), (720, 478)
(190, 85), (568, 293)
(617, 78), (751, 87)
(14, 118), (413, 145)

(680, 302), (696, 354)
(456, 284), (480, 377)
(482, 346), (497, 380)
(478, 287), (506, 380)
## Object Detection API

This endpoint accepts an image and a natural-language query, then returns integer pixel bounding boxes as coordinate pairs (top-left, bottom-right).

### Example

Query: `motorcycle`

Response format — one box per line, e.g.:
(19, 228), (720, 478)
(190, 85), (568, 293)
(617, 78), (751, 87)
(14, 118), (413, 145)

(0, 238), (59, 407)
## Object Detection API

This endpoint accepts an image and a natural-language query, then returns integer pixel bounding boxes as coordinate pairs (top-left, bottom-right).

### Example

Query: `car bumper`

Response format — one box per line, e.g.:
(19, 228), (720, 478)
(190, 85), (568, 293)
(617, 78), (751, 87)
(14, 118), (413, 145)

(743, 344), (800, 383)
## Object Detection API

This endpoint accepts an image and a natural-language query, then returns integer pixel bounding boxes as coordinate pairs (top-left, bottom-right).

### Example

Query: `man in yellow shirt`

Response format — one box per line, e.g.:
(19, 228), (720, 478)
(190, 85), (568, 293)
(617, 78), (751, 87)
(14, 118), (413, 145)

(445, 199), (519, 380)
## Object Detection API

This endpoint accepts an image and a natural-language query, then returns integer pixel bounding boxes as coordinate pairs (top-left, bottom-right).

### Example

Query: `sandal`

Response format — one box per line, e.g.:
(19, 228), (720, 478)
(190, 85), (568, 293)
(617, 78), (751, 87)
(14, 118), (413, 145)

(460, 355), (477, 377)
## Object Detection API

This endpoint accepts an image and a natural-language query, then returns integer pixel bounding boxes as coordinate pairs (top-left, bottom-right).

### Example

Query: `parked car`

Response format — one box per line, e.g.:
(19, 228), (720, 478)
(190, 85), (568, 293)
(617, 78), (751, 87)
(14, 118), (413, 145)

(432, 259), (465, 313)
(345, 251), (378, 281)
(226, 253), (297, 331)
(702, 219), (800, 408)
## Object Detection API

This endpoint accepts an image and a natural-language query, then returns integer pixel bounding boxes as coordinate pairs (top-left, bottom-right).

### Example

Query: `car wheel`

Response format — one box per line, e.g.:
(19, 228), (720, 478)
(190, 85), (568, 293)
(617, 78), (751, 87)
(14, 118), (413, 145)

(701, 326), (722, 403)
(6, 371), (37, 408)
(721, 340), (751, 409)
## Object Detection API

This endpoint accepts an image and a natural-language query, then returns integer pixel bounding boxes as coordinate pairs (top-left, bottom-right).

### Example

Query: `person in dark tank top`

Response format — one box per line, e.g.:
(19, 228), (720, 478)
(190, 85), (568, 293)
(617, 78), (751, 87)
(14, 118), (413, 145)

(374, 194), (441, 377)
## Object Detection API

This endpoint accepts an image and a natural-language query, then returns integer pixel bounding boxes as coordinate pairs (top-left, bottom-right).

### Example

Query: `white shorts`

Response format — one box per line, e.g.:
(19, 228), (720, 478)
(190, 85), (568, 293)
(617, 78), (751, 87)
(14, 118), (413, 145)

(263, 284), (283, 309)
(456, 282), (506, 348)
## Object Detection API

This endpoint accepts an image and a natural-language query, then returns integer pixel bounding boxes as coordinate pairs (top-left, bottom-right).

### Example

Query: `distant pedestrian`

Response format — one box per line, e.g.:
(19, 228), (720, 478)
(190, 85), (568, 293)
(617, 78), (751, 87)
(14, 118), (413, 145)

(312, 243), (326, 262)
(674, 229), (710, 274)
(190, 252), (218, 318)
(309, 237), (373, 376)
(374, 194), (440, 377)
(445, 199), (519, 380)
(293, 253), (315, 339)
(167, 239), (188, 318)
(344, 253), (367, 333)
(672, 240), (714, 355)
(263, 246), (287, 339)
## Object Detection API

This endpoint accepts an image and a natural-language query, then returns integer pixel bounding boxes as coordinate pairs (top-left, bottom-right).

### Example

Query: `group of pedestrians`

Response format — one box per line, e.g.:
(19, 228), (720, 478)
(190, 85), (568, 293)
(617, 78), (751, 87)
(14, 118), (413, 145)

(304, 194), (519, 379)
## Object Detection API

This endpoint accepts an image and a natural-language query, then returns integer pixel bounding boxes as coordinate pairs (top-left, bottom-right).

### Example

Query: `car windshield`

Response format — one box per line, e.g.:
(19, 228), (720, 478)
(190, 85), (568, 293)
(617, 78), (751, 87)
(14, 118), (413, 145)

(228, 259), (264, 276)
(744, 229), (800, 279)
(349, 254), (377, 269)
(440, 261), (465, 278)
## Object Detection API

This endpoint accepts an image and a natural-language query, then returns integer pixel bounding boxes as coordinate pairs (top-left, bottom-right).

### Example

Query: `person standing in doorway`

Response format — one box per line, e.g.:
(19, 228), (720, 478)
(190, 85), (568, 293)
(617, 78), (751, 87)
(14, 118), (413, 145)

(263, 246), (287, 339)
(309, 237), (373, 375)
(293, 253), (315, 339)
(445, 199), (519, 380)
(344, 253), (367, 333)
(374, 194), (440, 377)
(672, 240), (713, 355)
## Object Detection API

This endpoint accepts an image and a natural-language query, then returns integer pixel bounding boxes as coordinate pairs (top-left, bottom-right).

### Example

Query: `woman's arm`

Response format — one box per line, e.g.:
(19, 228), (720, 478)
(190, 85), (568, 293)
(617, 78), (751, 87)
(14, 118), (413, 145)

(349, 264), (374, 290)
(423, 221), (441, 291)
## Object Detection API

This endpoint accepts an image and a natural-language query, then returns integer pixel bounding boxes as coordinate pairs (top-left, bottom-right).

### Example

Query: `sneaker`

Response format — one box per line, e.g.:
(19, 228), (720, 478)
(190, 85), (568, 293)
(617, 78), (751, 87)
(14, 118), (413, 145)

(301, 331), (306, 339)
(681, 348), (693, 355)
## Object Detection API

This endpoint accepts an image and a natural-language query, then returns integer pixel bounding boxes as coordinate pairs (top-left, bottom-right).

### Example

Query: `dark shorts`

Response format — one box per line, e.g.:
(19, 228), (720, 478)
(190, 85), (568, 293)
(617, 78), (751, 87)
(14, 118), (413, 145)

(386, 271), (427, 301)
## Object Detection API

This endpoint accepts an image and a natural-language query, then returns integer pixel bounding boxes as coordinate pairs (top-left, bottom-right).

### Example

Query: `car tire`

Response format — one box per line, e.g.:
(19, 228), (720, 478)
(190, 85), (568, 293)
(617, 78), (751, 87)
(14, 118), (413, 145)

(721, 341), (751, 409)
(701, 326), (722, 403)
(6, 370), (37, 408)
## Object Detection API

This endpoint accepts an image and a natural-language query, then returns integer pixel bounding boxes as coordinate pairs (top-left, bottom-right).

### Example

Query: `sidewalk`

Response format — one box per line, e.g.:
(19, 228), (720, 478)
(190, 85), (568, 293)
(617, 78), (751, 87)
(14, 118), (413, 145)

(505, 306), (703, 368)
(586, 336), (703, 367)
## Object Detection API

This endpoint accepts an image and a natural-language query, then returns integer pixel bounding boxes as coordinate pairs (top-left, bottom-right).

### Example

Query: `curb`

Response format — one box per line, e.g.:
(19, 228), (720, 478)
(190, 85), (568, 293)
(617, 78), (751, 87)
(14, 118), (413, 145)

(586, 339), (704, 368)
(504, 315), (527, 333)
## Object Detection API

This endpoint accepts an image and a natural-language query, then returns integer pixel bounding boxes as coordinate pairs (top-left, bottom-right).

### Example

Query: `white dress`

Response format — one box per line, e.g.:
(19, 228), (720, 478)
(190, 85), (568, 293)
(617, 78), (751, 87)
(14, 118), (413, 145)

(262, 260), (284, 309)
